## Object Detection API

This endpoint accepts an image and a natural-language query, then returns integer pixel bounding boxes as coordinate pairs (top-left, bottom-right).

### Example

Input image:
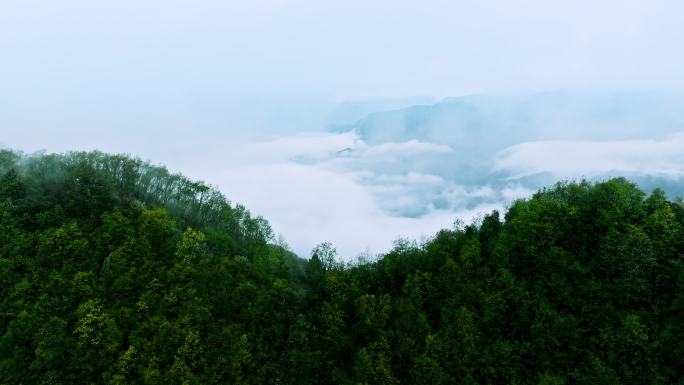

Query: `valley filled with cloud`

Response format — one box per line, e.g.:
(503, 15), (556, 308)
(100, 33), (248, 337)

(173, 92), (684, 258)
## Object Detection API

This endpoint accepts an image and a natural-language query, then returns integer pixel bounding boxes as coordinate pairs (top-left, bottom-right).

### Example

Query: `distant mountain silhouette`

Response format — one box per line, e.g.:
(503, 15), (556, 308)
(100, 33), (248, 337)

(333, 91), (684, 151)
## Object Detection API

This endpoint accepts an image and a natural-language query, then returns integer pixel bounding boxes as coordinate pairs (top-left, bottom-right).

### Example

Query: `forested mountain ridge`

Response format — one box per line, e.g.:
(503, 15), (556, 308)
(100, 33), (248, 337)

(1, 149), (684, 384)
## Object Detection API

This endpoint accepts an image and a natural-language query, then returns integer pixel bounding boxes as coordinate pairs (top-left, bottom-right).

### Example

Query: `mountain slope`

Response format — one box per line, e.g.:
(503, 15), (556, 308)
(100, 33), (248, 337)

(0, 150), (305, 384)
(1, 149), (684, 384)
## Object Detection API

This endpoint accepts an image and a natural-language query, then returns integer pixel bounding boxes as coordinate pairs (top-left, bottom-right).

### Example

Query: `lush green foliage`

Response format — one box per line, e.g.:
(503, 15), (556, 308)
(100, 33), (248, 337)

(2, 150), (684, 384)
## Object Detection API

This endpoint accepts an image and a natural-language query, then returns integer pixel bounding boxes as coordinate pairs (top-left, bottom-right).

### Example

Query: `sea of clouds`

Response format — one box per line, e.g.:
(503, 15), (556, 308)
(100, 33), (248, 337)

(193, 92), (684, 259)
(5, 92), (684, 260)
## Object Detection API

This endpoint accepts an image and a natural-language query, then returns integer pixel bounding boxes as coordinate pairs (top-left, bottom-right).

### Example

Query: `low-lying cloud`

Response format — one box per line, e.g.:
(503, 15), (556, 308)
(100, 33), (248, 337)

(190, 131), (530, 258)
(495, 133), (684, 178)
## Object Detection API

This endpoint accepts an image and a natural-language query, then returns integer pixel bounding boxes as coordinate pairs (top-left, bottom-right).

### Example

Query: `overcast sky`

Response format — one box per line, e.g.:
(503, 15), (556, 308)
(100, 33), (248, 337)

(2, 0), (684, 257)
(2, 0), (683, 139)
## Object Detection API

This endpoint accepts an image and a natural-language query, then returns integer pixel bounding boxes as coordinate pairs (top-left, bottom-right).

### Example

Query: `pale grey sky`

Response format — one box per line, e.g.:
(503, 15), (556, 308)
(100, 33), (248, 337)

(2, 0), (683, 142)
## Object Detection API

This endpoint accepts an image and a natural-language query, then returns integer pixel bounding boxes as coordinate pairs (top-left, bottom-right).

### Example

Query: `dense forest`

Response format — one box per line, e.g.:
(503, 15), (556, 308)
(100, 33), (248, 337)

(1, 149), (684, 384)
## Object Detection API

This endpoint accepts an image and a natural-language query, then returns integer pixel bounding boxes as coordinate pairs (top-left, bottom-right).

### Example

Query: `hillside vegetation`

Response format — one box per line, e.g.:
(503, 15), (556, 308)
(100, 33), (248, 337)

(1, 150), (684, 384)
